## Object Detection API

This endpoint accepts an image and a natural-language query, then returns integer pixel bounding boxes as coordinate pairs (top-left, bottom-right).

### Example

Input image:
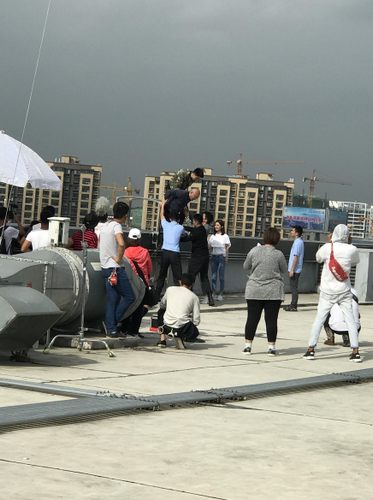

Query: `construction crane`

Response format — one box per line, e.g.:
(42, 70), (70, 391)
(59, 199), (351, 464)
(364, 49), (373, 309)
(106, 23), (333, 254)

(100, 177), (140, 204)
(302, 169), (351, 208)
(226, 153), (304, 176)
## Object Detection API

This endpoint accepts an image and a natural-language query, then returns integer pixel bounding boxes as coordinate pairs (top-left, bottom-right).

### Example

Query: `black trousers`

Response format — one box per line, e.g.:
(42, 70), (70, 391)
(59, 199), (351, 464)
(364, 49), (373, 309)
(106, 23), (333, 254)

(289, 273), (301, 308)
(155, 250), (182, 300)
(245, 299), (282, 343)
(158, 308), (199, 341)
(120, 305), (148, 335)
(188, 254), (212, 295)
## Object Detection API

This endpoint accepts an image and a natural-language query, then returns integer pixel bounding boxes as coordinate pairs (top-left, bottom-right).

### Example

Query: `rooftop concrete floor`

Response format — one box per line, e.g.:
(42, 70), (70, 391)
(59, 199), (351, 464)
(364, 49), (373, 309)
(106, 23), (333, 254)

(0, 293), (372, 499)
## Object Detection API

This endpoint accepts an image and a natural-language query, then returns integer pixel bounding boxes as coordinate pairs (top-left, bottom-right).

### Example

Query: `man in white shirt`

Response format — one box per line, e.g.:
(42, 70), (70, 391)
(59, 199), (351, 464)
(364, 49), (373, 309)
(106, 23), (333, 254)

(157, 273), (202, 348)
(99, 201), (135, 337)
(21, 206), (54, 252)
(30, 204), (55, 232)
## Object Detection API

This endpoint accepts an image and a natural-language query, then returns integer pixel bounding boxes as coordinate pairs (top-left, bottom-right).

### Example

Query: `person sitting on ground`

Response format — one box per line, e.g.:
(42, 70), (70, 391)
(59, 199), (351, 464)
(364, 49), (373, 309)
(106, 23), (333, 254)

(69, 212), (99, 250)
(164, 187), (200, 225)
(21, 206), (54, 252)
(167, 167), (204, 191)
(324, 287), (361, 348)
(157, 273), (203, 349)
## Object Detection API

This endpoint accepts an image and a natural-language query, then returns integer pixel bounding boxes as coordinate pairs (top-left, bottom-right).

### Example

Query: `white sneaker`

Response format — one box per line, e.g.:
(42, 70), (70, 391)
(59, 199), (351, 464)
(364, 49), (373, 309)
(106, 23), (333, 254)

(213, 294), (218, 300)
(200, 296), (209, 304)
(217, 294), (223, 301)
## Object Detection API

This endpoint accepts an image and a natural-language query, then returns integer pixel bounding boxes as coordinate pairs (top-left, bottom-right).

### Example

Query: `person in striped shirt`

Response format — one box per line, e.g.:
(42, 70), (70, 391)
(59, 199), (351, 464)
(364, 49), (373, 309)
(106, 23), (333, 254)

(69, 212), (99, 250)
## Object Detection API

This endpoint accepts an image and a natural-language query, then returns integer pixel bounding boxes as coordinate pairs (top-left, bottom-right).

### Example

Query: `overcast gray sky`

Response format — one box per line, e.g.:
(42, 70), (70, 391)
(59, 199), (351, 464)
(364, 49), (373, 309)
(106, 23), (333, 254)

(1, 0), (372, 202)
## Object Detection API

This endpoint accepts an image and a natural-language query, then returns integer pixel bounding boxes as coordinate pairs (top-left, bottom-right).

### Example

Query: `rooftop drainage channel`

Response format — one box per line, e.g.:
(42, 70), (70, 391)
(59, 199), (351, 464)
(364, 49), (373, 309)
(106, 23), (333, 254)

(0, 378), (100, 398)
(0, 369), (372, 433)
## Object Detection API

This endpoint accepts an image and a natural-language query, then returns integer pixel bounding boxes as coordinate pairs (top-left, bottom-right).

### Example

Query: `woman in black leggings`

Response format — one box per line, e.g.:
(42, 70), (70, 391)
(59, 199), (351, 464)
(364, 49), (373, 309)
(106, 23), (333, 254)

(243, 227), (288, 356)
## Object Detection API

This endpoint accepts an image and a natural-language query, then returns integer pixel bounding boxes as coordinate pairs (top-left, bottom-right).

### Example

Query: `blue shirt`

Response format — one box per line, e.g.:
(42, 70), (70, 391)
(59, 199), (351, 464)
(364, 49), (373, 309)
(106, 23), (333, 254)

(161, 219), (185, 252)
(288, 237), (304, 273)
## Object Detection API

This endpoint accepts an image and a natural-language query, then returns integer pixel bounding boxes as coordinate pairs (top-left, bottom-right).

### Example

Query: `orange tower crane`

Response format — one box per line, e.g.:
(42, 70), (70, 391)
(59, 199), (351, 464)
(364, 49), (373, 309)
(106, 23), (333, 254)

(100, 177), (140, 204)
(302, 170), (351, 208)
(227, 153), (304, 176)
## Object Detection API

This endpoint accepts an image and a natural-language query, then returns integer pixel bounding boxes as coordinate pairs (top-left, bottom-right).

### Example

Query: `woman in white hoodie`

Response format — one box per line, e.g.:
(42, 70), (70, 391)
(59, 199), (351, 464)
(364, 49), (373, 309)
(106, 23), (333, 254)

(303, 224), (361, 362)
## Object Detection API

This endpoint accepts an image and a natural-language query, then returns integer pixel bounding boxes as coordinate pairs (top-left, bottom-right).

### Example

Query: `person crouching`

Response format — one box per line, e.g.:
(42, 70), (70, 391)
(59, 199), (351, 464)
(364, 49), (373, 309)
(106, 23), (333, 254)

(157, 273), (203, 348)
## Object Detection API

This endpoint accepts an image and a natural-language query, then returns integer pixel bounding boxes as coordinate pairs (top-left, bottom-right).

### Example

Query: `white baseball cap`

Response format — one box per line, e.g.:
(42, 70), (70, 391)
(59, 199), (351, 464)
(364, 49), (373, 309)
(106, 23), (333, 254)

(128, 228), (141, 239)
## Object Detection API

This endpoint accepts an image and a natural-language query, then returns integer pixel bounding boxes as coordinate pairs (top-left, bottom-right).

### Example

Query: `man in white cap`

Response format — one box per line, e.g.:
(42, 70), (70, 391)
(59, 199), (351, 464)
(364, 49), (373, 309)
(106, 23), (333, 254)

(303, 224), (361, 362)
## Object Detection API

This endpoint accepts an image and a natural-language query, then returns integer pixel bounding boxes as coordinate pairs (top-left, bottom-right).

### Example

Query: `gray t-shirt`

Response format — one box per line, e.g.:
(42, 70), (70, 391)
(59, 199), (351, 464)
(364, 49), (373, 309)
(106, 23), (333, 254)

(243, 245), (288, 300)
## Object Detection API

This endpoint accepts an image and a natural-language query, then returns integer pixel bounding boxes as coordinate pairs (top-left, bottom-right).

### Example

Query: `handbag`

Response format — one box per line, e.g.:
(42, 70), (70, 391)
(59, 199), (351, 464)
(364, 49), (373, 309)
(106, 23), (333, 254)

(107, 268), (118, 286)
(328, 242), (348, 282)
(131, 259), (157, 306)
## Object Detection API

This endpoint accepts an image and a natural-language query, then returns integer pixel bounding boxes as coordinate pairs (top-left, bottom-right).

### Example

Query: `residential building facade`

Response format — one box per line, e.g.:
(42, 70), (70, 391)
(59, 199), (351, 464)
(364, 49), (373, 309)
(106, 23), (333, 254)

(329, 200), (373, 239)
(0, 155), (102, 227)
(141, 169), (294, 237)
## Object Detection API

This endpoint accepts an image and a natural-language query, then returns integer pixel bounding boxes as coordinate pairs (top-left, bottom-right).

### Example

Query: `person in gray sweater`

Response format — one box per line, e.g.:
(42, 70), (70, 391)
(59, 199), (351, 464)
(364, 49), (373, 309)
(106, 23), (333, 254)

(243, 227), (288, 356)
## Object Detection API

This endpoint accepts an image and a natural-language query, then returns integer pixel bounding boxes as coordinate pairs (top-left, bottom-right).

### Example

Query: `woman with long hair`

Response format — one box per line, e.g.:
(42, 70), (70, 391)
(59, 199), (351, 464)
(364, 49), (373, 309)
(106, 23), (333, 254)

(208, 219), (231, 301)
(202, 211), (213, 236)
(242, 227), (287, 356)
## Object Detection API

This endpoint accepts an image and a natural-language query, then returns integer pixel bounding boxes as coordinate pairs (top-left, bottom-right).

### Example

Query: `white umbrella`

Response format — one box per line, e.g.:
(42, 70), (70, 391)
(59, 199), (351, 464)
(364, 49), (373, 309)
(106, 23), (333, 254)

(0, 130), (61, 190)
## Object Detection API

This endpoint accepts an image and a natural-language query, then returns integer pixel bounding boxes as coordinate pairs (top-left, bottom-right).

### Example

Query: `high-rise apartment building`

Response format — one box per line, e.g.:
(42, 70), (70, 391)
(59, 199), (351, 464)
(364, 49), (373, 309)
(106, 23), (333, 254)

(141, 169), (294, 237)
(329, 200), (373, 239)
(0, 155), (102, 227)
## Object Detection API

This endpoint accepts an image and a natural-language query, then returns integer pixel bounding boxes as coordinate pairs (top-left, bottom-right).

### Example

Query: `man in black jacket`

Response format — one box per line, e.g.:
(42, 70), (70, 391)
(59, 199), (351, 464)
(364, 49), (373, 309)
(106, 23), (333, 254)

(187, 213), (214, 306)
(164, 187), (200, 224)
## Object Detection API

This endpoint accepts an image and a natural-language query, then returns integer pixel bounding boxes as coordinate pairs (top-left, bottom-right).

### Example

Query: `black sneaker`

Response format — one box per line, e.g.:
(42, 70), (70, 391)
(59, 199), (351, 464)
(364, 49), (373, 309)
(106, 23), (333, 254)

(303, 349), (315, 360)
(243, 346), (252, 354)
(349, 352), (362, 363)
(188, 338), (206, 343)
(157, 340), (167, 348)
(267, 348), (276, 356)
(284, 305), (297, 312)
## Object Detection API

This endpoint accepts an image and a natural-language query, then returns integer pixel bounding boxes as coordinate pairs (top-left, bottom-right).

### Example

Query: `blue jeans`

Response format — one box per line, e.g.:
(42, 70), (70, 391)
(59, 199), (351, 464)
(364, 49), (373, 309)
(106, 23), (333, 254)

(211, 254), (226, 294)
(102, 267), (135, 334)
